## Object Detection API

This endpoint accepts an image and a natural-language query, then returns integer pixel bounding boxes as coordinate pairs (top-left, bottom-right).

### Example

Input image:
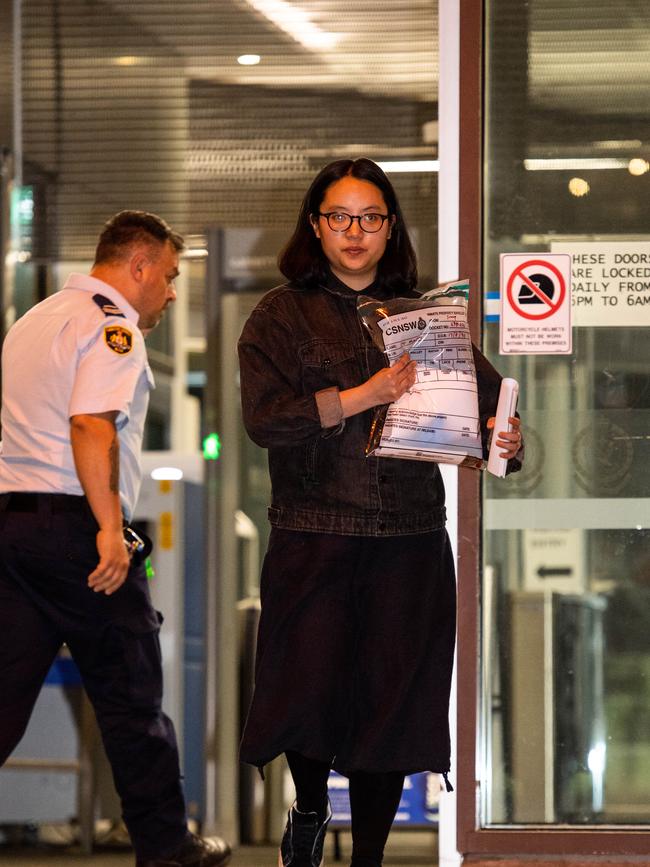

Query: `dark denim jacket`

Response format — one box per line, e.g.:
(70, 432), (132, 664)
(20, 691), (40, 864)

(238, 272), (520, 536)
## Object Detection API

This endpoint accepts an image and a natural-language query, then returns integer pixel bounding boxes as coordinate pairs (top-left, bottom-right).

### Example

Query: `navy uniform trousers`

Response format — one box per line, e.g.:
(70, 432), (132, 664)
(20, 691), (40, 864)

(0, 493), (187, 860)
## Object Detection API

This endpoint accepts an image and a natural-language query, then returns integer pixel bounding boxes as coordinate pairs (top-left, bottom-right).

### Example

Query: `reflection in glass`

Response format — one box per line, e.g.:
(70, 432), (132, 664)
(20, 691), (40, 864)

(483, 527), (650, 825)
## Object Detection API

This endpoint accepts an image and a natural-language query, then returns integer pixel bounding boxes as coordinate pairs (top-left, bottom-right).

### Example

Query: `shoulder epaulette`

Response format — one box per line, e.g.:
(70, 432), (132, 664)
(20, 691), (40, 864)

(92, 293), (125, 318)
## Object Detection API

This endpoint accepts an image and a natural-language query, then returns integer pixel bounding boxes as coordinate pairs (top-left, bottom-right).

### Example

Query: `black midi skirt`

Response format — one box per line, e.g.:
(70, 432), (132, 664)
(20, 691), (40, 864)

(239, 527), (456, 778)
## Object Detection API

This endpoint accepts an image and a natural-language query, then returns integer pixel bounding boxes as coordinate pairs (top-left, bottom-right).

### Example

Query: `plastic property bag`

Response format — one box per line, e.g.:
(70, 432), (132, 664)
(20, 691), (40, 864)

(358, 279), (484, 468)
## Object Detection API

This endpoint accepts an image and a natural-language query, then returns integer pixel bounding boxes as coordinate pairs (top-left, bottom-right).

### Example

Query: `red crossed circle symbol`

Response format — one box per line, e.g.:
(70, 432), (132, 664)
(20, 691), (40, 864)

(506, 259), (566, 321)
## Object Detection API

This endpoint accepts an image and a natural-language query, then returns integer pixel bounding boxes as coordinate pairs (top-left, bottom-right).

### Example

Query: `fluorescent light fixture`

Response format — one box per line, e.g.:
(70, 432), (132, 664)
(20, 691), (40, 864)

(524, 158), (628, 171)
(150, 467), (184, 481)
(237, 54), (261, 66)
(377, 160), (439, 173)
(245, 0), (339, 50)
(593, 139), (642, 150)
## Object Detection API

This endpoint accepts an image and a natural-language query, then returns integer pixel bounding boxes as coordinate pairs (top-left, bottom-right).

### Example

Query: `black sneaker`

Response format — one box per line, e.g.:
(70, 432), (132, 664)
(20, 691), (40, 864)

(136, 832), (231, 867)
(278, 802), (332, 867)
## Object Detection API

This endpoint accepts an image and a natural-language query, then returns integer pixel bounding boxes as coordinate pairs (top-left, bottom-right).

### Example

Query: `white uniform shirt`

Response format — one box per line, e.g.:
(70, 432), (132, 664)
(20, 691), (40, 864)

(0, 273), (154, 520)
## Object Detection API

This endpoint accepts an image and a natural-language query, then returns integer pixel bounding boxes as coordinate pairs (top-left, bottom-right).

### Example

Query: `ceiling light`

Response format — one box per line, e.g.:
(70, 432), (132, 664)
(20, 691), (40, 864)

(237, 54), (261, 66)
(245, 0), (340, 50)
(376, 160), (439, 173)
(421, 120), (438, 145)
(114, 56), (141, 67)
(150, 467), (184, 481)
(628, 158), (649, 177)
(5, 250), (31, 265)
(568, 177), (590, 197)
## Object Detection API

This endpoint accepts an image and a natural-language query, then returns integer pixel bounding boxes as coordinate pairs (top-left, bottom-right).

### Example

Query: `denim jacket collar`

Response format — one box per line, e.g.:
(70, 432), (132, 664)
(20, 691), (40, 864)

(319, 268), (397, 303)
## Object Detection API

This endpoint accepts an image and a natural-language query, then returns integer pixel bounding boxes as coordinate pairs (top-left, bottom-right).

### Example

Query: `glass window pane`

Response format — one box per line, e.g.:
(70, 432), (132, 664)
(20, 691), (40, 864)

(482, 0), (650, 826)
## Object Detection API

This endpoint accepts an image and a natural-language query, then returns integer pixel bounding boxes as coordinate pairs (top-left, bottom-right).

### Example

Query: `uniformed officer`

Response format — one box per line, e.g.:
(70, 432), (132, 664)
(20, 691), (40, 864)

(0, 211), (231, 867)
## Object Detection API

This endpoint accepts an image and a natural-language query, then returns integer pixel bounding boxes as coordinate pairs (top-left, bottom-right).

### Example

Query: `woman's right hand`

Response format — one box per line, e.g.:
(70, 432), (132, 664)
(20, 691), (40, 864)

(365, 352), (417, 405)
(339, 352), (418, 419)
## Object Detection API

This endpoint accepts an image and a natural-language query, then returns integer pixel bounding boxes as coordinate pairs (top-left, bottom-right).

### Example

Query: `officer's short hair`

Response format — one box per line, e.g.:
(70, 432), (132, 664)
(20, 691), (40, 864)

(94, 210), (184, 265)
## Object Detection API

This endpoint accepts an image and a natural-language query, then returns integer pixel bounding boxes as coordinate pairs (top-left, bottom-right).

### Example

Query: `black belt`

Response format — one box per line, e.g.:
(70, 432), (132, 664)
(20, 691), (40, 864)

(1, 492), (93, 514)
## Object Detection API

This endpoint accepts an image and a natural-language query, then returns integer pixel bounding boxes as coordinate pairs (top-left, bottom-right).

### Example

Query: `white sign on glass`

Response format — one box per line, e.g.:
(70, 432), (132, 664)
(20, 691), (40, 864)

(499, 253), (572, 355)
(550, 241), (650, 326)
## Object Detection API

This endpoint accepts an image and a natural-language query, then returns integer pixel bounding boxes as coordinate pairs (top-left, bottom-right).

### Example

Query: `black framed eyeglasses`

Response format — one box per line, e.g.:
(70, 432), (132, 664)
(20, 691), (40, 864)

(318, 212), (391, 233)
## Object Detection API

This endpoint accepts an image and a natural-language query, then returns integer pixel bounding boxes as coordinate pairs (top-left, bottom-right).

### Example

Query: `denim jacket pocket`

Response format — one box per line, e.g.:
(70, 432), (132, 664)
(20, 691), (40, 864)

(299, 338), (358, 392)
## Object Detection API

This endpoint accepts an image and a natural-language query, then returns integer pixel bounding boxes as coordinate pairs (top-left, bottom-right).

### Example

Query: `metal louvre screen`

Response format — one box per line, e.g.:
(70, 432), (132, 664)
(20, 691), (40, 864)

(20, 0), (438, 264)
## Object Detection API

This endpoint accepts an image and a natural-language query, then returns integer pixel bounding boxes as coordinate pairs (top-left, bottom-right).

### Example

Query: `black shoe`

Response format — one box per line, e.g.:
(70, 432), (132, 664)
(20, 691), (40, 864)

(278, 802), (332, 867)
(136, 832), (231, 867)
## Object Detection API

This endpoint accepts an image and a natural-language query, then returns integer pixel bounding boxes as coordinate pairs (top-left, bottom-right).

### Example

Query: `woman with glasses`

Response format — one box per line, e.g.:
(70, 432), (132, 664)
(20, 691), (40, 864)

(238, 158), (522, 867)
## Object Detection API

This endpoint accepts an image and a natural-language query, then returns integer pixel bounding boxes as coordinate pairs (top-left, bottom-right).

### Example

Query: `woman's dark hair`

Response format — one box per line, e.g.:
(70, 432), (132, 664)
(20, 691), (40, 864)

(279, 158), (418, 293)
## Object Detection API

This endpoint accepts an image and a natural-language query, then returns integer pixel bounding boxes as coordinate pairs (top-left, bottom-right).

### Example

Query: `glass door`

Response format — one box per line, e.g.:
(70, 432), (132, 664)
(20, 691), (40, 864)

(481, 0), (650, 829)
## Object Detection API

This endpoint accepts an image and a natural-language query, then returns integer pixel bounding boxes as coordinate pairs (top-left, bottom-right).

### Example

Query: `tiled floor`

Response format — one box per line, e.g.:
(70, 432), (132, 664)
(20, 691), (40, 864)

(0, 830), (438, 865)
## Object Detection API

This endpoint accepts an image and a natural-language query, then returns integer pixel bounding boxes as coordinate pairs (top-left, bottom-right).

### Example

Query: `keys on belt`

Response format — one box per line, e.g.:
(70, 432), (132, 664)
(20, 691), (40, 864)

(123, 524), (153, 566)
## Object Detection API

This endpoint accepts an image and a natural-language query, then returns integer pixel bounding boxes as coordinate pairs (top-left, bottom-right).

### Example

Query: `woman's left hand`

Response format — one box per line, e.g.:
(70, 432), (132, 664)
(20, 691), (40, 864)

(486, 415), (522, 460)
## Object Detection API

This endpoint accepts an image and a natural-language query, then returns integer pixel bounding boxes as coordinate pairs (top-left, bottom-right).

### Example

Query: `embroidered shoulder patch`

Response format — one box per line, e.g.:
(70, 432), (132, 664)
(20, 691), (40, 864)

(104, 325), (133, 355)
